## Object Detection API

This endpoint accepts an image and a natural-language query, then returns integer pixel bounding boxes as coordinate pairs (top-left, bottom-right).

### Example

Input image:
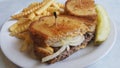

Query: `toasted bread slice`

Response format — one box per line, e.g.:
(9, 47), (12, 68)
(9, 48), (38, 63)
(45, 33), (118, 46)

(29, 15), (89, 47)
(65, 0), (97, 19)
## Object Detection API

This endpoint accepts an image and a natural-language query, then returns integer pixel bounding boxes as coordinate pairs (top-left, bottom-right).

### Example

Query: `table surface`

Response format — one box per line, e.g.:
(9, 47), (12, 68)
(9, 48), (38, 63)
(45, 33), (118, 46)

(0, 0), (120, 68)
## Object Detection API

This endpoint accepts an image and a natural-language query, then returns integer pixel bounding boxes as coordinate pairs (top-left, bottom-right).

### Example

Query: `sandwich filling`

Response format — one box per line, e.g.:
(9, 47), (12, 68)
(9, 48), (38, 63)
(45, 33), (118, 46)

(42, 35), (85, 62)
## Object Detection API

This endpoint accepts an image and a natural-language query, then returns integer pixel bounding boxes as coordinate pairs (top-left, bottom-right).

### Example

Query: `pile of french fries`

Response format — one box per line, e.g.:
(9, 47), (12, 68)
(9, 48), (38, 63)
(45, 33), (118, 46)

(9, 0), (65, 52)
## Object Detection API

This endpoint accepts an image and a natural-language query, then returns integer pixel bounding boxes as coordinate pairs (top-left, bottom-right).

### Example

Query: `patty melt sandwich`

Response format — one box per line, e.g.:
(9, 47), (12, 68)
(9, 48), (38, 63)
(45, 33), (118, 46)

(29, 15), (95, 64)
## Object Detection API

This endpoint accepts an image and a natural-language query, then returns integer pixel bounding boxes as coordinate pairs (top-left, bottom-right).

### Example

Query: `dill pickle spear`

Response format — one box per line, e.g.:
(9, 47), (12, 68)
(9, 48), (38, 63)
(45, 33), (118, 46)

(95, 4), (110, 45)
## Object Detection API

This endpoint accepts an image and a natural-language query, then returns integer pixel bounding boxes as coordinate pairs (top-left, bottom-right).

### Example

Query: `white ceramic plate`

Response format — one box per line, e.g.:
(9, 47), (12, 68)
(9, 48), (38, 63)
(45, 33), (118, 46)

(0, 0), (117, 68)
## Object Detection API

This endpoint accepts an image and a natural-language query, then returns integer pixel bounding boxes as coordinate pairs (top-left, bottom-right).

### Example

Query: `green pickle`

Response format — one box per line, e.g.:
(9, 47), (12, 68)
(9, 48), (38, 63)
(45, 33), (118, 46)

(95, 4), (110, 45)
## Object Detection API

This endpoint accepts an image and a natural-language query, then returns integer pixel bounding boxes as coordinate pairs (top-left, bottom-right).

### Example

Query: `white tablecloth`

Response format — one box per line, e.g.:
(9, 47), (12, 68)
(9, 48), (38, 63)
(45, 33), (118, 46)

(0, 0), (120, 68)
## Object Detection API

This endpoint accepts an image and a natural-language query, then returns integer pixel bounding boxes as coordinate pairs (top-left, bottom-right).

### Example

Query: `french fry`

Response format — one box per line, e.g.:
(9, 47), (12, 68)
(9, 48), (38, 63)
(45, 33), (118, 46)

(14, 31), (28, 40)
(10, 21), (31, 36)
(17, 18), (30, 24)
(46, 11), (50, 15)
(12, 1), (46, 19)
(35, 0), (55, 15)
(20, 41), (28, 52)
(47, 7), (57, 13)
(52, 2), (60, 10)
(33, 15), (43, 21)
(28, 13), (36, 21)
(9, 23), (18, 32)
(9, 18), (29, 32)
(57, 3), (65, 8)
(20, 31), (33, 52)
(22, 2), (41, 12)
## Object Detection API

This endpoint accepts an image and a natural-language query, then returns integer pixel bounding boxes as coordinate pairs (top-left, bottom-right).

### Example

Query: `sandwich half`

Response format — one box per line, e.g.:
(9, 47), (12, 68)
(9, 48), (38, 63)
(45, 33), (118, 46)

(29, 15), (94, 64)
(65, 0), (97, 20)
